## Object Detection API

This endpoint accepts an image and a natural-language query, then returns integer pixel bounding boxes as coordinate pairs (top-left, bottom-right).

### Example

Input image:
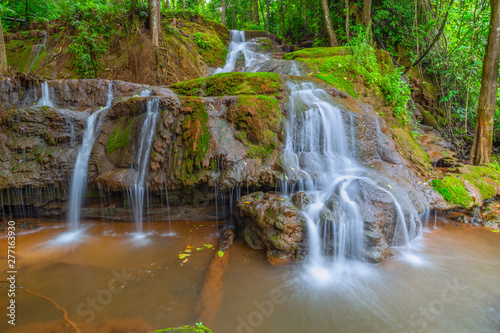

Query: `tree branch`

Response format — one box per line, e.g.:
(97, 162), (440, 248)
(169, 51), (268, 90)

(404, 0), (455, 74)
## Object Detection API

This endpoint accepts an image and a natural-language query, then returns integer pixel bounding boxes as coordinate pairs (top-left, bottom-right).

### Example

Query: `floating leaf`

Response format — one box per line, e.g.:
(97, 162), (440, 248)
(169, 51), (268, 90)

(491, 230), (499, 233)
(186, 245), (193, 248)
(182, 258), (188, 264)
(184, 249), (192, 253)
(178, 253), (190, 259)
(203, 244), (213, 248)
(387, 184), (392, 189)
(290, 167), (295, 170)
(218, 251), (224, 257)
(196, 247), (204, 251)
(243, 201), (250, 204)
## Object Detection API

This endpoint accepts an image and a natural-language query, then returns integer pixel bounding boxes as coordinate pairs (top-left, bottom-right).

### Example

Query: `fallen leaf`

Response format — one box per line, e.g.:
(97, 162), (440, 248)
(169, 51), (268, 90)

(244, 201), (250, 204)
(203, 244), (213, 248)
(196, 248), (204, 251)
(218, 251), (224, 257)
(182, 258), (188, 264)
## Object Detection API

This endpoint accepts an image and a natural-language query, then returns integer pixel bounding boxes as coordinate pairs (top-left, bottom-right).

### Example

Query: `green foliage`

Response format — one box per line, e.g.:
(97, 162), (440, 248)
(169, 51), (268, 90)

(193, 32), (209, 50)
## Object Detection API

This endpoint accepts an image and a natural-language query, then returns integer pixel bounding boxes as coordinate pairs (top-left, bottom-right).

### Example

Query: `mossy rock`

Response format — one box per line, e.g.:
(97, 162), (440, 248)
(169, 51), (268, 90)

(170, 97), (212, 184)
(390, 127), (431, 171)
(284, 47), (358, 98)
(230, 95), (281, 159)
(107, 118), (134, 154)
(431, 176), (474, 208)
(170, 72), (284, 97)
(283, 47), (353, 60)
(154, 325), (212, 333)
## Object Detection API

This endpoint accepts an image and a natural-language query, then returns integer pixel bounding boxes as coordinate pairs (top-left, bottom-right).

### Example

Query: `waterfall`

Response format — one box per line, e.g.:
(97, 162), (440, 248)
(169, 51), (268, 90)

(213, 30), (269, 74)
(282, 79), (421, 270)
(129, 98), (160, 235)
(27, 31), (47, 74)
(67, 82), (114, 231)
(37, 82), (53, 107)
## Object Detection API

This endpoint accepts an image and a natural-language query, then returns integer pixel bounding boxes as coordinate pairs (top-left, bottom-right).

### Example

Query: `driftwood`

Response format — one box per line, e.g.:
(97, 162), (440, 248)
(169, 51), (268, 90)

(197, 229), (235, 326)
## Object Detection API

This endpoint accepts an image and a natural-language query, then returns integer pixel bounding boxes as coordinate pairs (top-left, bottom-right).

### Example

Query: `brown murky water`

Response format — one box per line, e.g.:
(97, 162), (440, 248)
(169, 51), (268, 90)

(0, 219), (499, 333)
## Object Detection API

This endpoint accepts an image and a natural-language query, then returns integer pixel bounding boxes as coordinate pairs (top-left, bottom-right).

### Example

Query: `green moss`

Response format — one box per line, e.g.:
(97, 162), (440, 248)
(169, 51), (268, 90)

(431, 176), (473, 208)
(229, 95), (281, 159)
(390, 127), (431, 171)
(107, 118), (134, 154)
(461, 174), (496, 200)
(170, 72), (283, 97)
(192, 31), (228, 66)
(284, 47), (353, 60)
(446, 164), (500, 200)
(6, 39), (35, 72)
(171, 97), (212, 184)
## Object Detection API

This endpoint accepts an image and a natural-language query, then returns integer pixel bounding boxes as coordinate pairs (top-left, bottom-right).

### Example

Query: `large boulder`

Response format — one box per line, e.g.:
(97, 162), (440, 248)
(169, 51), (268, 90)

(237, 192), (306, 264)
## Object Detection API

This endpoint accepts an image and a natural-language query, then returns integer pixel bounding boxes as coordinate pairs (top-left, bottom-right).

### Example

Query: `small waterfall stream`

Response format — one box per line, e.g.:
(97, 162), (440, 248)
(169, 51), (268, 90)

(213, 30), (269, 74)
(67, 83), (114, 233)
(27, 31), (47, 74)
(129, 98), (160, 236)
(37, 81), (53, 107)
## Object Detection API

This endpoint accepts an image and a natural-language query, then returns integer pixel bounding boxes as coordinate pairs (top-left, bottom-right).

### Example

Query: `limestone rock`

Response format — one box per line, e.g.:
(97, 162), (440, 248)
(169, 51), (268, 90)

(237, 192), (306, 264)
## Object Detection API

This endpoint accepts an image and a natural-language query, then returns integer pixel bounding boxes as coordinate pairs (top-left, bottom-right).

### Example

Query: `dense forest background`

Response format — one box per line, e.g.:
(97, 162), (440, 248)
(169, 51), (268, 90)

(0, 0), (499, 162)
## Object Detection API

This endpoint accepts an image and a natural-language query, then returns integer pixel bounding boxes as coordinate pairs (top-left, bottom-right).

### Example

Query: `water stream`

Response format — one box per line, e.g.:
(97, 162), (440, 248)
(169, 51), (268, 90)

(128, 98), (160, 237)
(213, 30), (269, 74)
(27, 31), (47, 74)
(66, 83), (114, 235)
(37, 81), (53, 107)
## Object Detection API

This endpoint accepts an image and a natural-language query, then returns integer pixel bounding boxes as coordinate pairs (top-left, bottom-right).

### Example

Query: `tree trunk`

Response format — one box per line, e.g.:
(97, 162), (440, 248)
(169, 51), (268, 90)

(164, 0), (169, 10)
(345, 0), (350, 41)
(280, 0), (285, 36)
(470, 0), (500, 165)
(183, 0), (186, 11)
(266, 0), (270, 32)
(320, 0), (338, 46)
(255, 0), (260, 25)
(303, 0), (309, 31)
(149, 0), (160, 47)
(362, 0), (372, 27)
(221, 0), (226, 26)
(0, 18), (8, 75)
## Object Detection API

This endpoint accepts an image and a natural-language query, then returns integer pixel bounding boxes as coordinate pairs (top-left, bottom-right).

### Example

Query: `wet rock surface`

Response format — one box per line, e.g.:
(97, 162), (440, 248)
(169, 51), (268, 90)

(237, 192), (306, 264)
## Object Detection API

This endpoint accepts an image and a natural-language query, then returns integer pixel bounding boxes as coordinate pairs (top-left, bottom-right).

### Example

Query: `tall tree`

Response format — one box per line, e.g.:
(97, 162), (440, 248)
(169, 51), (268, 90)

(0, 18), (8, 75)
(221, 0), (226, 26)
(149, 0), (161, 47)
(303, 0), (309, 31)
(345, 0), (349, 41)
(362, 0), (371, 27)
(470, 0), (500, 164)
(164, 0), (169, 10)
(320, 0), (338, 46)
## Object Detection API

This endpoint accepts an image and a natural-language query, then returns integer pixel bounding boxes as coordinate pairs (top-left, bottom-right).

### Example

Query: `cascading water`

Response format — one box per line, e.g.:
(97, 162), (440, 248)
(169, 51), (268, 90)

(213, 30), (269, 74)
(66, 83), (114, 233)
(37, 82), (53, 107)
(129, 98), (160, 236)
(27, 31), (47, 74)
(282, 79), (421, 274)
